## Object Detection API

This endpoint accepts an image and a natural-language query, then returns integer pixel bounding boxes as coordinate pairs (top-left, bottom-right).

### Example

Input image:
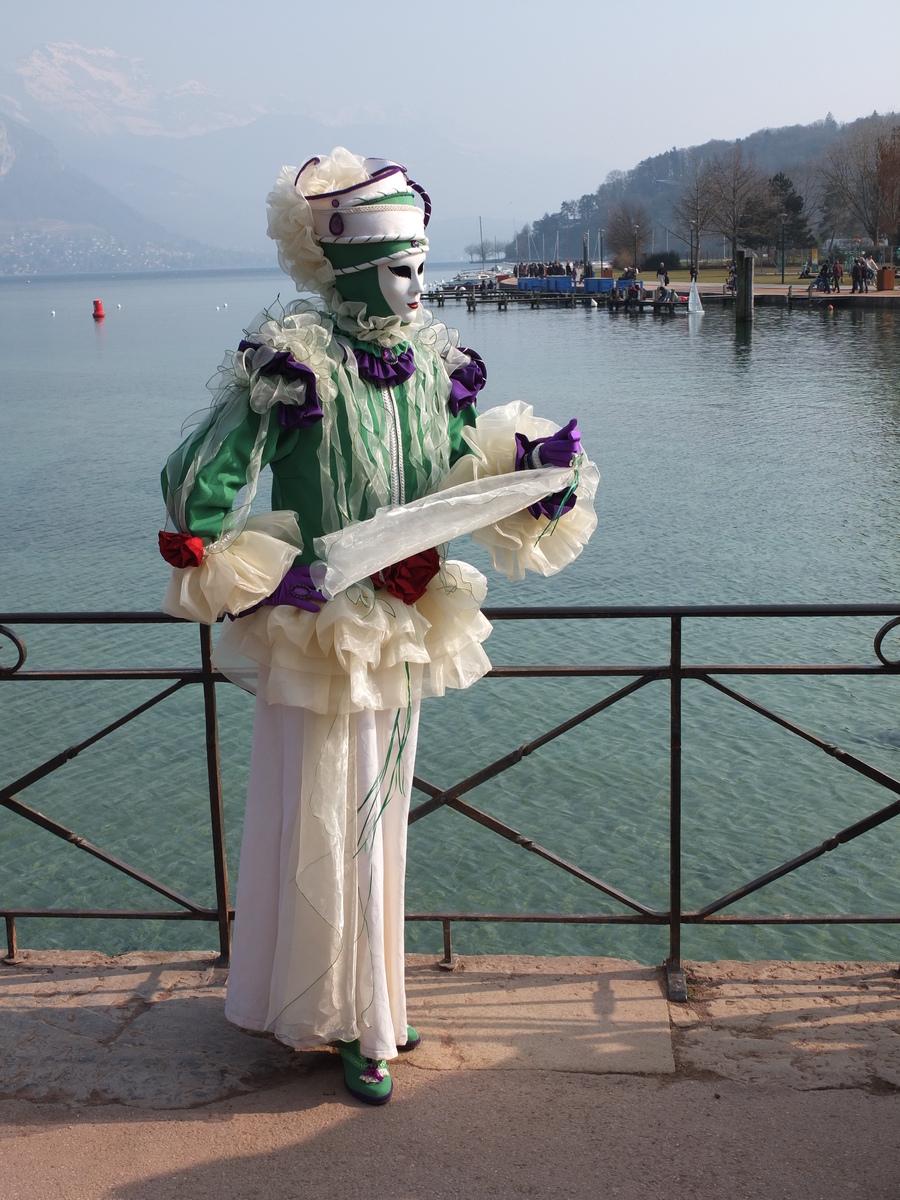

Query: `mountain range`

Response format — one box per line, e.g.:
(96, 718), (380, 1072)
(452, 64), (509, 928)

(1, 41), (894, 275)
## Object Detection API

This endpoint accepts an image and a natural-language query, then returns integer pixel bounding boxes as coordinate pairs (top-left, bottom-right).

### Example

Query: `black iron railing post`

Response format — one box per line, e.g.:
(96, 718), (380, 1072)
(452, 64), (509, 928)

(3, 915), (17, 963)
(199, 624), (231, 964)
(666, 615), (687, 1001)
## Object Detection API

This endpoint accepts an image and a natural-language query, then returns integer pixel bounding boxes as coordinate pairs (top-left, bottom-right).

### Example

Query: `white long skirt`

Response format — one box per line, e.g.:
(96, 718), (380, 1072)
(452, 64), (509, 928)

(224, 671), (420, 1061)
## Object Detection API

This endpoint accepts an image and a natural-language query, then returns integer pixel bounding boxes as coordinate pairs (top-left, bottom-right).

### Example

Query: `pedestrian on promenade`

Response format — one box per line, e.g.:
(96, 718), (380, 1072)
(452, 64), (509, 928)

(851, 258), (862, 293)
(831, 259), (842, 292)
(157, 148), (598, 1108)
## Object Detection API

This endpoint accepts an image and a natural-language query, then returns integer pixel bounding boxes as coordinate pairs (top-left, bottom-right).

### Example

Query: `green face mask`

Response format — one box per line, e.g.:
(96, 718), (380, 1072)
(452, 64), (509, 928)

(332, 264), (388, 315)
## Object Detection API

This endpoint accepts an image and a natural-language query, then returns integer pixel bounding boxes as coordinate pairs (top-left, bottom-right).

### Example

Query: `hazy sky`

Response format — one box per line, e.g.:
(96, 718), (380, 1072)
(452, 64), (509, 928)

(3, 0), (900, 235)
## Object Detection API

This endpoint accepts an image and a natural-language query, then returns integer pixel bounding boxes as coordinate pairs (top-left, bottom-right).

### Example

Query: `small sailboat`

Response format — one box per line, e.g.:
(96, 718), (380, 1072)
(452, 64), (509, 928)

(688, 280), (704, 314)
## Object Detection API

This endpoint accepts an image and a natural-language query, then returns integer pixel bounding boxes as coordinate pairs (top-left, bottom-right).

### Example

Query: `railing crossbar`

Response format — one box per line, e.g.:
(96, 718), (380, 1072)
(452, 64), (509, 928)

(698, 672), (900, 799)
(693, 790), (900, 918)
(1, 907), (226, 921)
(409, 673), (658, 823)
(9, 669), (207, 682)
(439, 794), (660, 917)
(0, 791), (209, 913)
(0, 680), (188, 804)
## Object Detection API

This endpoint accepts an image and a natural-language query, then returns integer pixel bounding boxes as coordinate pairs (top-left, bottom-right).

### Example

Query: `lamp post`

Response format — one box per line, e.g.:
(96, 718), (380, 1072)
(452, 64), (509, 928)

(599, 228), (605, 275)
(689, 220), (696, 277)
(780, 212), (787, 284)
(633, 224), (639, 272)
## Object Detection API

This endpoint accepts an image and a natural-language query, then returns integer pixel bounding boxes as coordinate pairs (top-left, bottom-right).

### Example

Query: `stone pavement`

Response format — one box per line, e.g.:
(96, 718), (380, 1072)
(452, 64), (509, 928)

(1, 951), (898, 1199)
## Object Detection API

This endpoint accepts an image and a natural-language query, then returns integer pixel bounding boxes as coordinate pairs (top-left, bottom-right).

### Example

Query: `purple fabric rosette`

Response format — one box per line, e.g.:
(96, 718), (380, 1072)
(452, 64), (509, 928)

(238, 339), (324, 429)
(448, 347), (487, 415)
(353, 344), (416, 387)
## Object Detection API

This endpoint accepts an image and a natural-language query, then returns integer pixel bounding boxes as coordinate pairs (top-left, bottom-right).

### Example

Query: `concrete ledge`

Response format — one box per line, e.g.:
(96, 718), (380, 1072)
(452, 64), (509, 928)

(2, 951), (899, 1113)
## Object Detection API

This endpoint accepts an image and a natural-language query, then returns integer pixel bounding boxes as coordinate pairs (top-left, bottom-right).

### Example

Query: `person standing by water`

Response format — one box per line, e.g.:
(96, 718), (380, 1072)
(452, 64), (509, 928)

(157, 149), (598, 1107)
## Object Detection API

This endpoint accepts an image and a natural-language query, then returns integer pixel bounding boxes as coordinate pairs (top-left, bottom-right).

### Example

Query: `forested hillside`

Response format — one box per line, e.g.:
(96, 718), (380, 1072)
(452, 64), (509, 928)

(503, 112), (900, 267)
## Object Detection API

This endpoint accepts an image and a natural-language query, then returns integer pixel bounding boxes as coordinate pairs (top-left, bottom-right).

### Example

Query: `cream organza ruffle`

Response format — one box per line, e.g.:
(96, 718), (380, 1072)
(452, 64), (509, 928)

(162, 513), (302, 625)
(213, 559), (492, 714)
(443, 401), (601, 581)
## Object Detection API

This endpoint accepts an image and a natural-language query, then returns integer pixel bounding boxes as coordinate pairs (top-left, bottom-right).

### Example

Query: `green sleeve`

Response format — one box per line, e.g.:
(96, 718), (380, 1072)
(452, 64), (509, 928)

(160, 410), (295, 542)
(448, 403), (478, 466)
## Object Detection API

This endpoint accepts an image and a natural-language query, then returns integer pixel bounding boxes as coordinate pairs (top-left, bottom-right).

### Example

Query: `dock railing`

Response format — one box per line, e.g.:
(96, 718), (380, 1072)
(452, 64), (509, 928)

(3, 604), (900, 1000)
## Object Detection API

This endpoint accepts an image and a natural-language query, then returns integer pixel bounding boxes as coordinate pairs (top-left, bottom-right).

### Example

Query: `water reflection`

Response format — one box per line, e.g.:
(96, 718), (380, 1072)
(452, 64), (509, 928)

(733, 319), (753, 359)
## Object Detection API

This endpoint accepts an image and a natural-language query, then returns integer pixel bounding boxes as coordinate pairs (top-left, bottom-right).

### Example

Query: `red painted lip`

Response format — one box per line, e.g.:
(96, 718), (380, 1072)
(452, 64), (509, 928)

(408, 302), (419, 309)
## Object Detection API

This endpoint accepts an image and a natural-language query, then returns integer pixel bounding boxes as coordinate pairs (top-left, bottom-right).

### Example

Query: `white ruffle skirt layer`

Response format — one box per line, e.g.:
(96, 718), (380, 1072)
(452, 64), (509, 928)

(220, 562), (493, 1058)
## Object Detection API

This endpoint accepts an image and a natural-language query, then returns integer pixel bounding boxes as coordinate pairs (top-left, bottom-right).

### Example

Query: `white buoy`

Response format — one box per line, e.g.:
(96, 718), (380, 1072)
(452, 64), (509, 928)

(216, 306), (220, 311)
(223, 302), (228, 308)
(51, 310), (55, 316)
(117, 303), (121, 309)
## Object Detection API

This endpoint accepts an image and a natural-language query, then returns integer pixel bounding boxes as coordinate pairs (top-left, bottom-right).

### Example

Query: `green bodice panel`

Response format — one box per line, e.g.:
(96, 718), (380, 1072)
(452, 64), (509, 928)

(162, 340), (477, 565)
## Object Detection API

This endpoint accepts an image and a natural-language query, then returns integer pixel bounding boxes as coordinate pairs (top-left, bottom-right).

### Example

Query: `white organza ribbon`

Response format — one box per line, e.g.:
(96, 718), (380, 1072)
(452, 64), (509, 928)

(311, 468), (573, 598)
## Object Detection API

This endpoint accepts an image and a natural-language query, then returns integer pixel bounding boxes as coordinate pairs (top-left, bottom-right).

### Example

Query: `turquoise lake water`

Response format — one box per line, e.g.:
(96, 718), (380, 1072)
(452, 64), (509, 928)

(2, 267), (900, 964)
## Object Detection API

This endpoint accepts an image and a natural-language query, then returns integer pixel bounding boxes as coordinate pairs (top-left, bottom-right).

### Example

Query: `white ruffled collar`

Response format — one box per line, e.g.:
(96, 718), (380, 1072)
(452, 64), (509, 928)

(328, 299), (410, 348)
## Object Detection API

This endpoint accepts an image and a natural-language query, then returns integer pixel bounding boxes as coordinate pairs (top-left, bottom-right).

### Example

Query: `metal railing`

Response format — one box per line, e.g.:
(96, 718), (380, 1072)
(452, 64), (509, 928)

(2, 604), (900, 1000)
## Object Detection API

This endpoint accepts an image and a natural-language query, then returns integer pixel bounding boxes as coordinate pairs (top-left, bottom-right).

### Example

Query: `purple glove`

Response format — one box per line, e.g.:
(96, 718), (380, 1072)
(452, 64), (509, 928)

(514, 418), (582, 471)
(240, 564), (327, 616)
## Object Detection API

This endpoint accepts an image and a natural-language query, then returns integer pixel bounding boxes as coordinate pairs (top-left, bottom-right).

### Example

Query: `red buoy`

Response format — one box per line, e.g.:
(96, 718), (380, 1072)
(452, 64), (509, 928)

(92, 299), (105, 320)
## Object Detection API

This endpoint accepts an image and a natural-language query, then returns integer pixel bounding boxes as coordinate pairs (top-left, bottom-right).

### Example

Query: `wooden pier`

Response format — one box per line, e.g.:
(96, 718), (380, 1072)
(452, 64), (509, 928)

(426, 287), (686, 314)
(424, 282), (900, 313)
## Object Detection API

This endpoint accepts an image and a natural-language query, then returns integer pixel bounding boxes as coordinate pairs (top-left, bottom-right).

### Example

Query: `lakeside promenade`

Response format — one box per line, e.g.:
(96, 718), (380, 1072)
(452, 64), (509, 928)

(453, 277), (900, 312)
(2, 950), (898, 1198)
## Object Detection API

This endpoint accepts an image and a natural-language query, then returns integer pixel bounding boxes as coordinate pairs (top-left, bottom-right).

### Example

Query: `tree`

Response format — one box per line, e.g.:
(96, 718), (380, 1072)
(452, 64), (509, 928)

(463, 238), (494, 263)
(670, 153), (714, 271)
(769, 173), (813, 248)
(606, 200), (650, 265)
(818, 119), (887, 249)
(876, 124), (900, 257)
(704, 144), (770, 259)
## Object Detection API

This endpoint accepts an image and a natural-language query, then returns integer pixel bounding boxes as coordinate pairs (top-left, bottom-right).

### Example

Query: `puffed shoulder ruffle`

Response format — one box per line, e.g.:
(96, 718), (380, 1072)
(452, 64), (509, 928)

(212, 560), (492, 714)
(443, 401), (600, 581)
(220, 301), (340, 417)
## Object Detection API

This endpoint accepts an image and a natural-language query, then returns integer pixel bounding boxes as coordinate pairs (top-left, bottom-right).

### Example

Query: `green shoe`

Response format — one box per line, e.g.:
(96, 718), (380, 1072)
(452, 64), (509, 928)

(399, 1024), (421, 1052)
(338, 1039), (393, 1105)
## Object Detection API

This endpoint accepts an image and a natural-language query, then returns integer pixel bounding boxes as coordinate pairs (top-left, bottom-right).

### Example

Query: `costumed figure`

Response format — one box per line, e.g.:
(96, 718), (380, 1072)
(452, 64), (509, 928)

(158, 148), (599, 1105)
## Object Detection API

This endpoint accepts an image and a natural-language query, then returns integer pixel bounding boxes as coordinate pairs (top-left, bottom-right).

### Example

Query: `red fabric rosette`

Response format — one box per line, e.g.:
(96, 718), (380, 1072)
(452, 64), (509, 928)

(158, 531), (205, 568)
(371, 548), (440, 605)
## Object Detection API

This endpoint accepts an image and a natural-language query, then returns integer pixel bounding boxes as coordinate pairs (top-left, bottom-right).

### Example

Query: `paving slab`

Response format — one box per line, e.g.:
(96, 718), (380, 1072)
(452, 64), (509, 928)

(672, 959), (900, 1090)
(405, 954), (674, 1075)
(0, 951), (673, 1109)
